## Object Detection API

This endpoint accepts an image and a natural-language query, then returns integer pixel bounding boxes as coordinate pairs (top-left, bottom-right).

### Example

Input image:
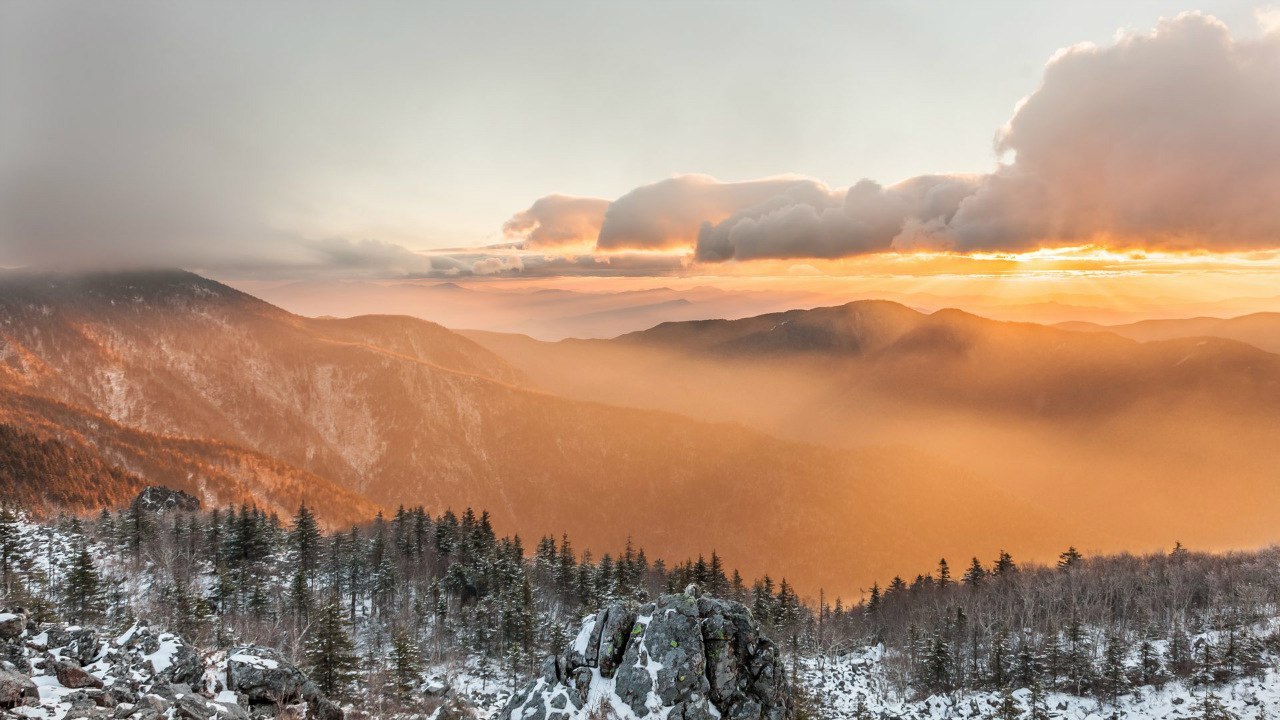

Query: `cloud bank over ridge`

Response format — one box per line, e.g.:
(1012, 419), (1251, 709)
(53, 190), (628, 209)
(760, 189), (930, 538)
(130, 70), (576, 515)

(508, 12), (1280, 264)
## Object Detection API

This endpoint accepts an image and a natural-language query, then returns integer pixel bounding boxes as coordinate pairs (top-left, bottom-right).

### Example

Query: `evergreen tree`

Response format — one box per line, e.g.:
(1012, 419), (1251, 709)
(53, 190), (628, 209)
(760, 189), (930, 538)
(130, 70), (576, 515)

(988, 625), (1011, 689)
(962, 557), (986, 587)
(0, 507), (20, 594)
(306, 598), (360, 697)
(62, 538), (104, 623)
(992, 550), (1016, 577)
(924, 629), (953, 693)
(389, 629), (424, 699)
(1098, 631), (1130, 707)
(1057, 546), (1083, 571)
(937, 558), (952, 589)
(290, 504), (322, 578)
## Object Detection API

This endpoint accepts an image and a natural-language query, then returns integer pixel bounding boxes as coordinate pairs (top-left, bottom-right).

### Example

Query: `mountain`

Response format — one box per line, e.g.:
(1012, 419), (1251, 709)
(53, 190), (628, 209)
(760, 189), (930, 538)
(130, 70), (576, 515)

(466, 300), (1280, 559)
(0, 386), (379, 525)
(473, 299), (1280, 421)
(233, 277), (825, 340)
(0, 270), (1056, 595)
(1058, 312), (1280, 354)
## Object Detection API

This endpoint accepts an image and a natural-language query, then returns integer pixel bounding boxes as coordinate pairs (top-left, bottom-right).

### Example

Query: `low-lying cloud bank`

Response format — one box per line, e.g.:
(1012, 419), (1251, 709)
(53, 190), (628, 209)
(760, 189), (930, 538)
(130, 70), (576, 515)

(508, 12), (1280, 263)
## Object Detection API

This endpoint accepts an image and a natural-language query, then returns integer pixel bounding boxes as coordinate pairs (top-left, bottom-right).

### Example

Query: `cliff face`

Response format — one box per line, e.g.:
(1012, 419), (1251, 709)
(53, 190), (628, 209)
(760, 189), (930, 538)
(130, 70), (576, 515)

(503, 592), (791, 720)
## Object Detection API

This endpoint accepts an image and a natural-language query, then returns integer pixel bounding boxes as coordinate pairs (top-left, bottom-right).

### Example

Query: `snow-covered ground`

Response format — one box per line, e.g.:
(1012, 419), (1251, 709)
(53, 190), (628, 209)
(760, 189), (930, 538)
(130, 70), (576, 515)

(800, 646), (1279, 720)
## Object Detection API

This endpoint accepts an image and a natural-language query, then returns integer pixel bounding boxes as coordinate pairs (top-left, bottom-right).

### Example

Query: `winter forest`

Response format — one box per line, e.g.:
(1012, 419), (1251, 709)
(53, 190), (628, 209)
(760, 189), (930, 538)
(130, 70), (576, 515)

(5, 492), (1280, 719)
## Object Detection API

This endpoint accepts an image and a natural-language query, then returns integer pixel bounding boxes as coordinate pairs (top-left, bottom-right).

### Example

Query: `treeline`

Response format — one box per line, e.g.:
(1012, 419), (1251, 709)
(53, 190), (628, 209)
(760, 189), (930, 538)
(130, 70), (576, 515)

(0, 501), (811, 715)
(814, 546), (1280, 710)
(7, 498), (1280, 715)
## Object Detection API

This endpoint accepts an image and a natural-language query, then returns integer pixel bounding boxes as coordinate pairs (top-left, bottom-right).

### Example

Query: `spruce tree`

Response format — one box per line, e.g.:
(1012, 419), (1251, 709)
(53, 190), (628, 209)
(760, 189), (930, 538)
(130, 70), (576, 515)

(962, 557), (985, 587)
(389, 629), (424, 699)
(290, 504), (322, 579)
(992, 550), (1016, 577)
(1057, 546), (1083, 571)
(62, 539), (104, 623)
(306, 598), (360, 697)
(0, 507), (20, 594)
(1098, 631), (1130, 707)
(937, 558), (952, 589)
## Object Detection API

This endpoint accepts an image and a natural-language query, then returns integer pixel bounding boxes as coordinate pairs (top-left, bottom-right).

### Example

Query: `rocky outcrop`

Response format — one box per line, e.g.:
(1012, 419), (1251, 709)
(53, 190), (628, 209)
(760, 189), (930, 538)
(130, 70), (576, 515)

(502, 592), (791, 720)
(131, 486), (201, 514)
(47, 625), (103, 666)
(225, 646), (342, 720)
(0, 661), (38, 708)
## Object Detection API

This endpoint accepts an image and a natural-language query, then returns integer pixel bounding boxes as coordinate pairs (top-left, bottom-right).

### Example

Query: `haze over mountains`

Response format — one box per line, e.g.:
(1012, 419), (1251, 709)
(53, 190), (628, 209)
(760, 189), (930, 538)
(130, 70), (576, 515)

(4, 269), (1280, 597)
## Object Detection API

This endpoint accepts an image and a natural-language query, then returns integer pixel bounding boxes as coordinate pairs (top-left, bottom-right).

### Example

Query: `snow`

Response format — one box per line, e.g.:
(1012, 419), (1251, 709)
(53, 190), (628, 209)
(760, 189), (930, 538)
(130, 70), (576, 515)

(230, 652), (280, 669)
(143, 633), (182, 673)
(799, 645), (1280, 720)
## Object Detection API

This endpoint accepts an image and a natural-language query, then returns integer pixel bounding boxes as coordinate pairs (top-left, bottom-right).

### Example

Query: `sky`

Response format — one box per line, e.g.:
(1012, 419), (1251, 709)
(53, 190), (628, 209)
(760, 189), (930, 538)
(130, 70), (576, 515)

(3, 0), (1280, 295)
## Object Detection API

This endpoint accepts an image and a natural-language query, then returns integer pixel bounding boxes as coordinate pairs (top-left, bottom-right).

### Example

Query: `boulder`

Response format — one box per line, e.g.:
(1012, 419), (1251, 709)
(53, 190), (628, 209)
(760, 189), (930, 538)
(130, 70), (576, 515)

(225, 646), (341, 720)
(172, 690), (250, 720)
(55, 660), (105, 689)
(0, 661), (39, 708)
(0, 610), (28, 641)
(159, 643), (205, 688)
(48, 625), (103, 666)
(502, 592), (791, 720)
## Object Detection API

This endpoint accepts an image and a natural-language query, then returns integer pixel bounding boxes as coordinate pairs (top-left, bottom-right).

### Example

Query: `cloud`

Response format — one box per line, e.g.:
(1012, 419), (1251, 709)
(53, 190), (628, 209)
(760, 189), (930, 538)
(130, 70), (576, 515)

(502, 195), (610, 248)
(943, 12), (1280, 253)
(696, 176), (979, 261)
(511, 12), (1280, 264)
(595, 175), (836, 250)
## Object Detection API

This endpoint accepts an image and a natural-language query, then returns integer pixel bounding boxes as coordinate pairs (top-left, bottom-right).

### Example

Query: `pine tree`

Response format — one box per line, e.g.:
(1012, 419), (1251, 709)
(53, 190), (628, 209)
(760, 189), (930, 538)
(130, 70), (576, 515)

(937, 558), (952, 589)
(62, 539), (104, 623)
(122, 501), (154, 560)
(865, 583), (882, 617)
(993, 550), (1016, 577)
(1098, 631), (1130, 707)
(389, 629), (424, 699)
(1063, 608), (1093, 695)
(925, 629), (953, 693)
(290, 504), (322, 578)
(1057, 546), (1083, 571)
(306, 598), (359, 697)
(1138, 638), (1165, 687)
(962, 557), (986, 587)
(0, 507), (20, 594)
(988, 625), (1011, 689)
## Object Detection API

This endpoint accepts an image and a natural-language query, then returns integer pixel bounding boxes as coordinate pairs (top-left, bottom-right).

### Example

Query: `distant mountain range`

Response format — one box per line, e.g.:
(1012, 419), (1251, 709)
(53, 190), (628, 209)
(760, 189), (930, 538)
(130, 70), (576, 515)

(1058, 312), (1280, 354)
(6, 270), (1280, 594)
(0, 270), (1058, 595)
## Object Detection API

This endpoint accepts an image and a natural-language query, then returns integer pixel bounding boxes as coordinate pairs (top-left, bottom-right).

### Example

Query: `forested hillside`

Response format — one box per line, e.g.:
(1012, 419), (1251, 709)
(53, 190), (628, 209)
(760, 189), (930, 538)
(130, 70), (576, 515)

(4, 494), (1280, 718)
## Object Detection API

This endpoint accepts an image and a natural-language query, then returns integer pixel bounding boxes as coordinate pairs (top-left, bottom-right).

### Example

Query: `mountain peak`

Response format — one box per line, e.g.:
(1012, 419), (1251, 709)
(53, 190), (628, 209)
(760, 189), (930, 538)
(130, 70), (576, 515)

(0, 269), (274, 318)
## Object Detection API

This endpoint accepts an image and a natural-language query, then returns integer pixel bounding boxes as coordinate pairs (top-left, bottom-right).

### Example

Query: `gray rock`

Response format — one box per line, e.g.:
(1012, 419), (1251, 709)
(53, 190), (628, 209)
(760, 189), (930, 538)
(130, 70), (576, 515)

(0, 609), (28, 641)
(54, 659), (105, 689)
(131, 486), (201, 514)
(502, 592), (791, 720)
(173, 690), (250, 720)
(596, 605), (638, 678)
(225, 646), (341, 720)
(47, 626), (102, 666)
(159, 643), (204, 688)
(0, 662), (39, 708)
